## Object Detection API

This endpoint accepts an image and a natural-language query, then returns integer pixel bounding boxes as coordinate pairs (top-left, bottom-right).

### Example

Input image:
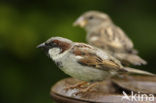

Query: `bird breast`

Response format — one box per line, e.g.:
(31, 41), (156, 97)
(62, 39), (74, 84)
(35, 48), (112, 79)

(58, 52), (110, 82)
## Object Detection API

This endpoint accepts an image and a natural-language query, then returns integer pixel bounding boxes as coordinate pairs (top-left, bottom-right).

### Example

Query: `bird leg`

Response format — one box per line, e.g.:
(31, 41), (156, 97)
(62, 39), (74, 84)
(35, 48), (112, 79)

(64, 81), (88, 91)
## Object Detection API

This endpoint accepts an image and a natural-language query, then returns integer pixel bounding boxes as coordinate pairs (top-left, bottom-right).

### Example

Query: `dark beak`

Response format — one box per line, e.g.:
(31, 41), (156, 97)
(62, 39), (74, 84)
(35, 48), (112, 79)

(36, 43), (46, 48)
(37, 42), (50, 57)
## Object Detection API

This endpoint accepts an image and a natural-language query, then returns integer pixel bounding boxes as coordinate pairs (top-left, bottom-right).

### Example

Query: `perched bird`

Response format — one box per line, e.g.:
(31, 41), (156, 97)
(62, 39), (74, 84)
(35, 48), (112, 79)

(37, 37), (153, 93)
(74, 11), (147, 66)
(37, 37), (151, 82)
(37, 37), (125, 82)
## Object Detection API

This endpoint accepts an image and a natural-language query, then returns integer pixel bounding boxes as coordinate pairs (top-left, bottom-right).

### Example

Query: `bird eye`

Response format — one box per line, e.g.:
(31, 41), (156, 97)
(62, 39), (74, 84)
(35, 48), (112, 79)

(45, 42), (56, 47)
(52, 42), (57, 46)
(45, 43), (49, 46)
(88, 16), (94, 20)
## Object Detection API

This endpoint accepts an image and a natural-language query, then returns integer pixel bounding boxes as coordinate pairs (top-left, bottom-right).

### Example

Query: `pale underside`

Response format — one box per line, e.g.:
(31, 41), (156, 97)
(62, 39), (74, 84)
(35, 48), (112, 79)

(49, 43), (123, 82)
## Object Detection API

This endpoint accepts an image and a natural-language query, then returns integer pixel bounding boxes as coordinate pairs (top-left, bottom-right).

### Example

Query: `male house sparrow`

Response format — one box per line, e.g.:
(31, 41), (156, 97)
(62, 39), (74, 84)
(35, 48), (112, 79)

(37, 37), (126, 82)
(37, 37), (151, 82)
(74, 11), (147, 66)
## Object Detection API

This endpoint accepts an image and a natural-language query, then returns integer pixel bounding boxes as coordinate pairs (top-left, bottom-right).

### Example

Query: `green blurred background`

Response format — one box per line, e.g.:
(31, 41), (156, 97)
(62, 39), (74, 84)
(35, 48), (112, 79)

(0, 0), (156, 103)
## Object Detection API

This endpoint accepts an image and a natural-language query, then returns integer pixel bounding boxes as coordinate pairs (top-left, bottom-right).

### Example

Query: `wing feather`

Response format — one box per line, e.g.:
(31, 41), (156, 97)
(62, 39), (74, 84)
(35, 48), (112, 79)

(87, 25), (137, 54)
(71, 43), (123, 72)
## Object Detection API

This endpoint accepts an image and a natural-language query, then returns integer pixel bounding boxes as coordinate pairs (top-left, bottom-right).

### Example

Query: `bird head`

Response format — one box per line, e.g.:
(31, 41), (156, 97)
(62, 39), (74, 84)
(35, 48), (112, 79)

(73, 11), (112, 30)
(37, 37), (72, 59)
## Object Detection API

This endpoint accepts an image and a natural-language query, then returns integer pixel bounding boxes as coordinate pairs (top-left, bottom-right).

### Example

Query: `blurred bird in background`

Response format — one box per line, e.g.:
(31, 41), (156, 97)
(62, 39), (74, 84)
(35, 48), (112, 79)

(74, 11), (147, 66)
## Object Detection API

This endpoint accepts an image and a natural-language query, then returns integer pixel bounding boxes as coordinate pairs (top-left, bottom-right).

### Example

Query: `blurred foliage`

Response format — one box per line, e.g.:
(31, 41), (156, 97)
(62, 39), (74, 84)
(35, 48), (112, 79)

(0, 0), (156, 103)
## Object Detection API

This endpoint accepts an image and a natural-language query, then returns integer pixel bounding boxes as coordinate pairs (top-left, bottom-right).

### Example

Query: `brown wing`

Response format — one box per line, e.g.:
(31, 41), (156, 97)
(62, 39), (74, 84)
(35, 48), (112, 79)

(87, 25), (137, 54)
(71, 43), (123, 72)
(115, 26), (137, 54)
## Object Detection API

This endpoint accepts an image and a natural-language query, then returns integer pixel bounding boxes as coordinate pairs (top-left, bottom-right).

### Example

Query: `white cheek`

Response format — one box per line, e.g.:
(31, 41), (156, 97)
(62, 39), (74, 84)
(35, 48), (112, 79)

(48, 48), (61, 60)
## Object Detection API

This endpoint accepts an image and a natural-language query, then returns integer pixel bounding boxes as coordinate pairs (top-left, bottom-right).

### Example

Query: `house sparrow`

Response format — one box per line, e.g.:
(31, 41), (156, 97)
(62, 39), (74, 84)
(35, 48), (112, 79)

(74, 11), (147, 66)
(37, 36), (127, 82)
(37, 37), (151, 82)
(37, 37), (154, 94)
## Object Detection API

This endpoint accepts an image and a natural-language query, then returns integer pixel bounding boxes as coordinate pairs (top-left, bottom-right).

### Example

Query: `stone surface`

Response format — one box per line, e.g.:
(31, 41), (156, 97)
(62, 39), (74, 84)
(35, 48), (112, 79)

(50, 76), (156, 103)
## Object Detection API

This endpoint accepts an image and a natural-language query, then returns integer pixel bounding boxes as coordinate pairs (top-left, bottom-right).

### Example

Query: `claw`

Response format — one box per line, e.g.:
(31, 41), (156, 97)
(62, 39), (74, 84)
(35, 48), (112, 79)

(64, 81), (88, 91)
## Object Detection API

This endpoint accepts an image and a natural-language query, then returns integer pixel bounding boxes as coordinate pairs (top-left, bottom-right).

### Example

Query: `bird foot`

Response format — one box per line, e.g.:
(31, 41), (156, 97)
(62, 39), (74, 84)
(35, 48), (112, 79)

(75, 82), (98, 95)
(64, 81), (88, 91)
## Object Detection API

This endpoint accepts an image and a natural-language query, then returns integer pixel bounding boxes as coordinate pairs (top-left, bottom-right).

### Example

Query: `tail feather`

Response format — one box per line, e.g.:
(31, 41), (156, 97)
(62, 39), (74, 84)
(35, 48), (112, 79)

(124, 67), (154, 76)
(115, 53), (147, 66)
